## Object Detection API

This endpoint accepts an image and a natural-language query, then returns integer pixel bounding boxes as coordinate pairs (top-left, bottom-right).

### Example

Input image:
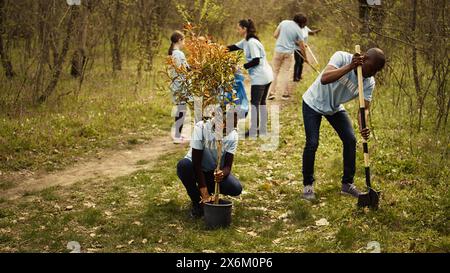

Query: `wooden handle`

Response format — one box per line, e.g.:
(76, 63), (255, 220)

(355, 45), (371, 183)
(306, 44), (319, 65)
(355, 45), (365, 109)
(214, 140), (222, 204)
(295, 49), (320, 74)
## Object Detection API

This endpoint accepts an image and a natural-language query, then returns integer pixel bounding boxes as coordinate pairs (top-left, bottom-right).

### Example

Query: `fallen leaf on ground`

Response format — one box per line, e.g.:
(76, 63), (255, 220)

(315, 218), (329, 226)
(272, 238), (282, 244)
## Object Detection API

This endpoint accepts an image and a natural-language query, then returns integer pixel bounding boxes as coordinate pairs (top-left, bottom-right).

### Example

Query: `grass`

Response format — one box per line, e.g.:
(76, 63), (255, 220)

(0, 48), (173, 174)
(0, 32), (448, 253)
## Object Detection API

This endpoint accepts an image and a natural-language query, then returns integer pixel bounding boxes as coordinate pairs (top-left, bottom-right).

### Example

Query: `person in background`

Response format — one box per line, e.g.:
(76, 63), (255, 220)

(268, 14), (307, 101)
(294, 14), (321, 82)
(227, 19), (273, 138)
(168, 30), (189, 144)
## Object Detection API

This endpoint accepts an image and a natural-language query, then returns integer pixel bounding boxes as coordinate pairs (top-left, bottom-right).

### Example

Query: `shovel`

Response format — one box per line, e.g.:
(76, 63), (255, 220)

(294, 48), (321, 75)
(355, 45), (381, 210)
(305, 43), (319, 65)
(213, 139), (222, 204)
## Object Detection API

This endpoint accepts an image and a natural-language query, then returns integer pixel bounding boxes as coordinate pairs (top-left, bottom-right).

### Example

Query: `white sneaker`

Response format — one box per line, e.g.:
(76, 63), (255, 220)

(173, 136), (187, 144)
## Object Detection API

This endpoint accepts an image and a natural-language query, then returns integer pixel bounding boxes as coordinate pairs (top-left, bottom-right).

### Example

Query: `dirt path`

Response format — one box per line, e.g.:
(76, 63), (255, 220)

(1, 135), (186, 200)
(1, 73), (299, 201)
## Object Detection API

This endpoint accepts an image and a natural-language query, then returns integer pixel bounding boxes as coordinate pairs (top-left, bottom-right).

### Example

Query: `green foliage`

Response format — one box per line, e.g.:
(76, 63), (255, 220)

(165, 23), (241, 113)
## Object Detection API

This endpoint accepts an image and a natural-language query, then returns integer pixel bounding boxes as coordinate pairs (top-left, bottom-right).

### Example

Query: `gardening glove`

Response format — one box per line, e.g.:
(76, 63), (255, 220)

(360, 127), (371, 141)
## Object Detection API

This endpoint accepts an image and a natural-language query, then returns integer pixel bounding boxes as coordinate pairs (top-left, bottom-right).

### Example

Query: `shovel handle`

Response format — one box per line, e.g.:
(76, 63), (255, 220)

(355, 45), (372, 189)
(306, 44), (319, 65)
(295, 49), (321, 75)
(214, 140), (222, 204)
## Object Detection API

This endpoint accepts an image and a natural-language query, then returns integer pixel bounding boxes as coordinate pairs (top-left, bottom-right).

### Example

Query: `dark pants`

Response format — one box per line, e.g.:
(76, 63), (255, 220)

(294, 50), (304, 82)
(250, 83), (271, 135)
(302, 101), (356, 186)
(174, 104), (186, 138)
(177, 158), (242, 204)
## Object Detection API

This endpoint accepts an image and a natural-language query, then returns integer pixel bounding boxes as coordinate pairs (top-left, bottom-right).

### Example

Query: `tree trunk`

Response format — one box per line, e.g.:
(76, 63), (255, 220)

(411, 0), (424, 132)
(358, 0), (370, 39)
(110, 0), (122, 72)
(0, 0), (14, 79)
(70, 1), (90, 78)
(38, 6), (78, 103)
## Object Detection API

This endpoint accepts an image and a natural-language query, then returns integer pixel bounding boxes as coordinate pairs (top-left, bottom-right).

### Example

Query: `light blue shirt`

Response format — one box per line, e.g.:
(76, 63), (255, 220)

(185, 120), (239, 172)
(170, 49), (189, 104)
(275, 20), (304, 54)
(235, 38), (273, 86)
(302, 51), (375, 115)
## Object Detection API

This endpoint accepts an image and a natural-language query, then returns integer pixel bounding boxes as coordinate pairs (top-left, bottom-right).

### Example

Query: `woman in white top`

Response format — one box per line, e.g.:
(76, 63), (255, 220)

(168, 30), (189, 144)
(227, 19), (273, 138)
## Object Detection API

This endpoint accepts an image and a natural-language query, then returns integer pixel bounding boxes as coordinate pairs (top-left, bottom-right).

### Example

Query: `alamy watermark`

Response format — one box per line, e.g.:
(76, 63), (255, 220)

(171, 103), (280, 152)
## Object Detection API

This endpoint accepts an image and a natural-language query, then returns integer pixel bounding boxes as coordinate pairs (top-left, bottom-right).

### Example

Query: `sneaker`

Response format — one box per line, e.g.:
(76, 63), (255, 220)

(303, 185), (316, 201)
(190, 203), (204, 219)
(173, 136), (186, 144)
(341, 183), (361, 198)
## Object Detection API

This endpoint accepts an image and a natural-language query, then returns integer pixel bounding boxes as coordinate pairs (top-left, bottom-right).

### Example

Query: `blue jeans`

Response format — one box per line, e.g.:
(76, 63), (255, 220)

(302, 101), (356, 186)
(177, 158), (242, 204)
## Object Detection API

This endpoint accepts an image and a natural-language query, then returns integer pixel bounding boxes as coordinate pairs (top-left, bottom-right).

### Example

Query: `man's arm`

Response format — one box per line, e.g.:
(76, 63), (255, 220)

(221, 152), (234, 177)
(321, 53), (364, 85)
(308, 29), (321, 35)
(192, 148), (210, 201)
(296, 40), (308, 63)
(273, 25), (280, 39)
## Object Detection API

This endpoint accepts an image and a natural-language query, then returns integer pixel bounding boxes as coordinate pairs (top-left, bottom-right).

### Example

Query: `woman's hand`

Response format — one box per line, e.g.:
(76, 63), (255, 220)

(214, 170), (224, 184)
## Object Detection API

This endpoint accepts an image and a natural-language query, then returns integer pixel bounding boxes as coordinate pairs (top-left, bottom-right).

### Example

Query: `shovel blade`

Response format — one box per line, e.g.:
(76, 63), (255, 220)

(357, 189), (381, 209)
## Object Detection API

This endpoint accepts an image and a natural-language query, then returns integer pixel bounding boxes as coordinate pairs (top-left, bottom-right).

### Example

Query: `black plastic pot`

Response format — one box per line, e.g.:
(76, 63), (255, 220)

(204, 199), (233, 229)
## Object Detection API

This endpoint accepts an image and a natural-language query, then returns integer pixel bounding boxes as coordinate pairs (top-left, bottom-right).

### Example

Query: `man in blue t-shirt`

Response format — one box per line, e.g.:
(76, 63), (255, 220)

(268, 14), (307, 101)
(301, 48), (386, 201)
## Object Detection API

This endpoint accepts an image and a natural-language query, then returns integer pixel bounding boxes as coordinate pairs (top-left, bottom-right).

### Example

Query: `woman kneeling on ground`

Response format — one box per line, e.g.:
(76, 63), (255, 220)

(177, 110), (242, 218)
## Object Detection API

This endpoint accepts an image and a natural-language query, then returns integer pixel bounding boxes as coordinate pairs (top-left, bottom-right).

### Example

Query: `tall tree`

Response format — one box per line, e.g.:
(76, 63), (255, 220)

(0, 0), (14, 79)
(38, 5), (79, 103)
(70, 0), (94, 78)
(109, 0), (123, 72)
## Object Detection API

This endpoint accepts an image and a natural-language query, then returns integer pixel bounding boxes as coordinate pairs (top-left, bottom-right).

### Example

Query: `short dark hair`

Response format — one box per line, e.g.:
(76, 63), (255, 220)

(367, 48), (386, 71)
(293, 13), (307, 26)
